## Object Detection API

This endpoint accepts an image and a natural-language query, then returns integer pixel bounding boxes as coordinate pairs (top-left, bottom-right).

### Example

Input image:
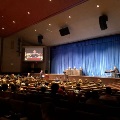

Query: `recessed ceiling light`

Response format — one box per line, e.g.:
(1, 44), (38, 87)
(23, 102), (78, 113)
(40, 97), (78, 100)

(2, 16), (3, 18)
(69, 16), (71, 18)
(27, 12), (30, 14)
(46, 29), (52, 32)
(2, 27), (4, 30)
(13, 21), (15, 23)
(49, 0), (52, 1)
(49, 23), (51, 26)
(97, 5), (99, 7)
(35, 29), (37, 31)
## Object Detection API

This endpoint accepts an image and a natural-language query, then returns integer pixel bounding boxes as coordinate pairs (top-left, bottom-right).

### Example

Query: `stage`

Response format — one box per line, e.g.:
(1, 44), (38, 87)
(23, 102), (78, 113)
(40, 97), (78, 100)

(32, 73), (120, 85)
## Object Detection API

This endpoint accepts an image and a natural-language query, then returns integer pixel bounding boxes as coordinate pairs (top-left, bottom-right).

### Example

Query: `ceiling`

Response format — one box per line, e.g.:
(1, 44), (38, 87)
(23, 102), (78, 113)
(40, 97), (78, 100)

(1, 0), (120, 46)
(0, 0), (88, 37)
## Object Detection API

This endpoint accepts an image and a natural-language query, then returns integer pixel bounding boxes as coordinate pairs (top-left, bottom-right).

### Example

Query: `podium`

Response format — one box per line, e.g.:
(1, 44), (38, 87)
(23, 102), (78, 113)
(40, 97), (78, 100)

(104, 70), (112, 77)
(104, 70), (118, 78)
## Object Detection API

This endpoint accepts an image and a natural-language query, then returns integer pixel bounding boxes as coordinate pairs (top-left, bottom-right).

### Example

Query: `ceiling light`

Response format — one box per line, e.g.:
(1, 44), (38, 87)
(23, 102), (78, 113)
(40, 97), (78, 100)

(46, 29), (52, 32)
(49, 23), (51, 26)
(49, 0), (52, 1)
(27, 12), (30, 14)
(69, 16), (71, 18)
(97, 5), (99, 7)
(1, 16), (3, 18)
(2, 27), (4, 30)
(13, 21), (15, 23)
(35, 29), (37, 31)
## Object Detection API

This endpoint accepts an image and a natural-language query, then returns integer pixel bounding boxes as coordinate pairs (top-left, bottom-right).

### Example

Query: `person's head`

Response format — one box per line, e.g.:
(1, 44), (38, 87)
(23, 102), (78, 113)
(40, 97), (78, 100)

(63, 71), (66, 75)
(10, 84), (17, 92)
(28, 73), (30, 76)
(105, 87), (112, 95)
(114, 66), (117, 69)
(51, 83), (59, 94)
(2, 83), (8, 91)
(97, 79), (102, 83)
(91, 91), (99, 99)
(33, 50), (36, 53)
(60, 86), (65, 91)
(40, 86), (46, 93)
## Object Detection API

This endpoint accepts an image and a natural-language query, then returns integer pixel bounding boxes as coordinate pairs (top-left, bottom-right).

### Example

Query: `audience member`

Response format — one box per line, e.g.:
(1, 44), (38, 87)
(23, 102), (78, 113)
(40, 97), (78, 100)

(58, 86), (65, 96)
(51, 83), (59, 95)
(10, 84), (17, 92)
(76, 83), (81, 91)
(2, 83), (8, 91)
(99, 87), (117, 101)
(99, 87), (118, 106)
(86, 91), (102, 105)
(40, 86), (47, 93)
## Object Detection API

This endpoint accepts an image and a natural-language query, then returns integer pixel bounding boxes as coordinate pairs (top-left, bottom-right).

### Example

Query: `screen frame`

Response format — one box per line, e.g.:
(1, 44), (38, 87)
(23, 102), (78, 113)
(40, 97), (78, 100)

(23, 46), (45, 62)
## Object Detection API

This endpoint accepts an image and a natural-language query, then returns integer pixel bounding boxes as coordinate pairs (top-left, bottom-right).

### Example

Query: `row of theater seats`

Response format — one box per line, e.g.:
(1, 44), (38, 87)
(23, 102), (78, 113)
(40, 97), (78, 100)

(0, 97), (120, 120)
(0, 92), (120, 120)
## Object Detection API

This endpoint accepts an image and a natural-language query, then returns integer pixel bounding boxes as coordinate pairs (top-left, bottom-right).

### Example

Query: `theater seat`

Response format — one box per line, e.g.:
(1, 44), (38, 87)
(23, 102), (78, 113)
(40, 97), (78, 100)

(26, 102), (42, 120)
(0, 99), (26, 120)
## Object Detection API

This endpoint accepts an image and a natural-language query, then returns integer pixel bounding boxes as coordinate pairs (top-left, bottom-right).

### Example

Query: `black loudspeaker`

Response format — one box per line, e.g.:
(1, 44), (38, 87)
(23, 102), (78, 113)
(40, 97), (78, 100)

(38, 35), (43, 44)
(99, 15), (108, 30)
(59, 27), (70, 36)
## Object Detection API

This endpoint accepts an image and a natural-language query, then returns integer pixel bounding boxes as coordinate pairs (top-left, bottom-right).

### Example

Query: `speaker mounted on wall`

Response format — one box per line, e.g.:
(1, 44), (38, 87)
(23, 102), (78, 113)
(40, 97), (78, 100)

(99, 14), (108, 30)
(38, 35), (43, 45)
(59, 27), (70, 36)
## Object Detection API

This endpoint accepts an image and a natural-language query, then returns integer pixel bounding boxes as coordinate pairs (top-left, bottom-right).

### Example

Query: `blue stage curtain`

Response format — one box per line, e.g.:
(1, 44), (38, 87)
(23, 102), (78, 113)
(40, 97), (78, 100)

(50, 34), (120, 76)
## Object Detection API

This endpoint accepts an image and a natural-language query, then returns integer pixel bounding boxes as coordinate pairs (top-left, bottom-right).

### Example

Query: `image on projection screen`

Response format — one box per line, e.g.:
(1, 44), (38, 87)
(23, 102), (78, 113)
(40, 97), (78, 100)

(24, 47), (43, 61)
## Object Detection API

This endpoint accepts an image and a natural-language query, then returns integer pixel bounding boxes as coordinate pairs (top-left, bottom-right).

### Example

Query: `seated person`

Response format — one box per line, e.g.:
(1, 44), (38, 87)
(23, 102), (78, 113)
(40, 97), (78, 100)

(86, 91), (102, 105)
(78, 79), (83, 85)
(99, 87), (118, 102)
(58, 86), (66, 96)
(51, 83), (59, 95)
(97, 79), (104, 86)
(83, 79), (89, 85)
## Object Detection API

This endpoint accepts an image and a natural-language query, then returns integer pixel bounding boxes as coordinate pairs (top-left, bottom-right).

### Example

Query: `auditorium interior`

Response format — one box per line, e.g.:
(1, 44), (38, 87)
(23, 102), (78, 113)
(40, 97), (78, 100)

(1, 0), (120, 120)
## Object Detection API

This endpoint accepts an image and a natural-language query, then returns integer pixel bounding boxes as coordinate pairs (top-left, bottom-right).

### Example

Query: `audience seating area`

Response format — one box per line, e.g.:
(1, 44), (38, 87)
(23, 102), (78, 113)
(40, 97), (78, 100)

(0, 91), (119, 120)
(0, 74), (120, 120)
